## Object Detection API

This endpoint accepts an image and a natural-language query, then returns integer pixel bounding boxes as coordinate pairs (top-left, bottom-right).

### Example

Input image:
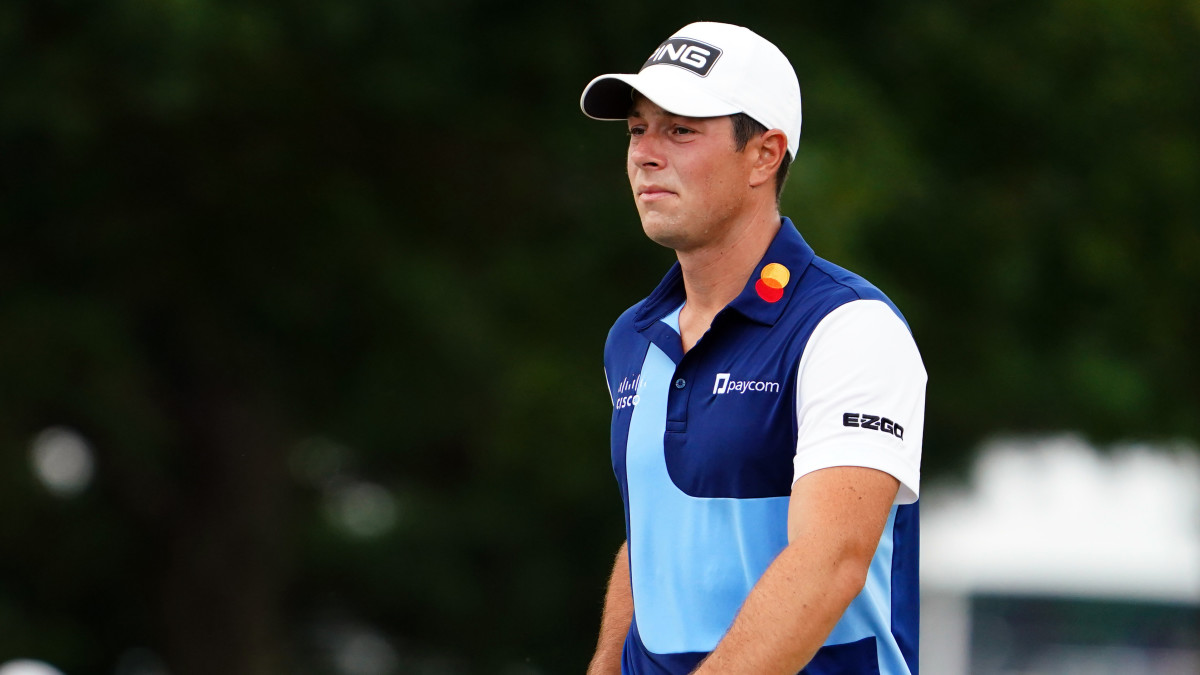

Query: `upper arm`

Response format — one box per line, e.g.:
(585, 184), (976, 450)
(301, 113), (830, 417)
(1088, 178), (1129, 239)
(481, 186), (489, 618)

(787, 466), (899, 551)
(792, 300), (926, 505)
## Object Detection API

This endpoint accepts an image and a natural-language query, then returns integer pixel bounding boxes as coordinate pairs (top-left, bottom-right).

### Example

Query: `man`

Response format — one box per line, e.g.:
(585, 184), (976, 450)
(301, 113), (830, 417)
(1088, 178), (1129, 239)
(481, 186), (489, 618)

(579, 22), (926, 675)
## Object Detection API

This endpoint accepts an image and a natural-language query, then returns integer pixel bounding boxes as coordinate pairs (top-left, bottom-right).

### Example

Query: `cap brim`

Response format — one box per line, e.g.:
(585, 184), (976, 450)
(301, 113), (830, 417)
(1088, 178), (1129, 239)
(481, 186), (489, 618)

(580, 69), (741, 121)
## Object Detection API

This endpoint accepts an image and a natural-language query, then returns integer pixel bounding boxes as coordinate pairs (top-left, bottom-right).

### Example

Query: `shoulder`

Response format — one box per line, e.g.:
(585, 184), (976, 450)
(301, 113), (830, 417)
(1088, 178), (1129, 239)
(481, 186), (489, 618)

(605, 298), (646, 345)
(795, 256), (905, 325)
(765, 255), (911, 365)
(603, 297), (651, 368)
(604, 261), (684, 355)
(804, 299), (922, 369)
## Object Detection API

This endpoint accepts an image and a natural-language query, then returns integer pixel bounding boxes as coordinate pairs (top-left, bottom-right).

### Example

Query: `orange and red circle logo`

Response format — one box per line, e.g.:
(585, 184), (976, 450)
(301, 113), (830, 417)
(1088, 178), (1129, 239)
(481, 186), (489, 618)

(755, 263), (790, 303)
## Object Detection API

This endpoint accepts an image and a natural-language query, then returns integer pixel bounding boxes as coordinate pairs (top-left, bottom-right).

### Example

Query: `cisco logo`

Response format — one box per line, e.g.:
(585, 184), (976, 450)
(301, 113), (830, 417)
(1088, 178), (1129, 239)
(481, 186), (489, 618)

(614, 373), (643, 410)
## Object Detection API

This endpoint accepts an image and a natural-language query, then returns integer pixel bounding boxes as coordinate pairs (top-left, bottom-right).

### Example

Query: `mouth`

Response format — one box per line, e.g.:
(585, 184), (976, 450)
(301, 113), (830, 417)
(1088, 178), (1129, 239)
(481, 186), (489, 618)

(637, 186), (677, 202)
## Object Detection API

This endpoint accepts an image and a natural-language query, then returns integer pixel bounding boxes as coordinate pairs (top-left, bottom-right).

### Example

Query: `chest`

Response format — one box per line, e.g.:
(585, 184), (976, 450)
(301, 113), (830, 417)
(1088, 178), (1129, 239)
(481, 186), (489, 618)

(610, 320), (805, 499)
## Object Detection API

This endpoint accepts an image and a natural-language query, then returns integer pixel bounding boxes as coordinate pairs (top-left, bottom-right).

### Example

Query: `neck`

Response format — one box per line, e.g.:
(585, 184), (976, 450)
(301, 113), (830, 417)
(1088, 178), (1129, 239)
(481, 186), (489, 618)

(676, 204), (782, 317)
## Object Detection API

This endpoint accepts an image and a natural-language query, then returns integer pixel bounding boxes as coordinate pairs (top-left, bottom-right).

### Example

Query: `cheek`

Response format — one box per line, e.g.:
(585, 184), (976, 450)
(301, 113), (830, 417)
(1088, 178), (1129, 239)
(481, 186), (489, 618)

(712, 158), (745, 194)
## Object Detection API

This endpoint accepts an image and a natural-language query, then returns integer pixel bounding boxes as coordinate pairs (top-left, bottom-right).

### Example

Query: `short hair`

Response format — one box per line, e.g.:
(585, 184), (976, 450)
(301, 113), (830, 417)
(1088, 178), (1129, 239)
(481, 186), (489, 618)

(731, 113), (791, 202)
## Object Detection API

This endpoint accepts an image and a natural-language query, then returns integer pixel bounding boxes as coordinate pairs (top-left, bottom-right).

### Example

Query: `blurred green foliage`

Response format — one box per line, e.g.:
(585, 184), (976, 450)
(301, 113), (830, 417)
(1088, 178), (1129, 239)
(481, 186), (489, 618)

(0, 0), (1197, 673)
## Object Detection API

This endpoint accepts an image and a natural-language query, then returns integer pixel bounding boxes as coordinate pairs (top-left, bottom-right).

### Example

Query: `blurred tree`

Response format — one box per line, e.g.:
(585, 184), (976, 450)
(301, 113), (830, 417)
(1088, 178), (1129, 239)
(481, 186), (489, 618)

(0, 0), (1196, 673)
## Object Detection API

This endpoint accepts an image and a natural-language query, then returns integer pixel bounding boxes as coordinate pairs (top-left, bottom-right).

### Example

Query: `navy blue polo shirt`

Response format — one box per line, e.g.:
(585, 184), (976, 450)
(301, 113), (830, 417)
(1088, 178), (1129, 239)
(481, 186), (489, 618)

(603, 218), (924, 675)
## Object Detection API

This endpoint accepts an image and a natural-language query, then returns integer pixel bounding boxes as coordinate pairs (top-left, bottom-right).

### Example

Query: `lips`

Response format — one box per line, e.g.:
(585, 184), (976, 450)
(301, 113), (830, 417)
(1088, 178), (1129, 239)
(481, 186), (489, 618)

(637, 185), (677, 201)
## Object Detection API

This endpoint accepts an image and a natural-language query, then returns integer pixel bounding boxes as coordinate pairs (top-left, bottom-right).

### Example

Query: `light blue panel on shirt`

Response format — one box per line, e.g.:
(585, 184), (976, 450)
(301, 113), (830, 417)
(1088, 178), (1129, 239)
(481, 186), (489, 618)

(625, 335), (791, 654)
(823, 507), (910, 674)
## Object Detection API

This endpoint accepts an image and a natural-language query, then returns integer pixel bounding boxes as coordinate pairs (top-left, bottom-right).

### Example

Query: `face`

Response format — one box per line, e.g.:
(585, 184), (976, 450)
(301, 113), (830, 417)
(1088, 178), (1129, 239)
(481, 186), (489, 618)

(626, 95), (759, 252)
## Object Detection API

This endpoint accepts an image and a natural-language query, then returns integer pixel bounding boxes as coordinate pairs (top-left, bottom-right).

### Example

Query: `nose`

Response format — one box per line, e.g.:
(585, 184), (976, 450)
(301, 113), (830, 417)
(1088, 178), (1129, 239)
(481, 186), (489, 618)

(628, 130), (665, 170)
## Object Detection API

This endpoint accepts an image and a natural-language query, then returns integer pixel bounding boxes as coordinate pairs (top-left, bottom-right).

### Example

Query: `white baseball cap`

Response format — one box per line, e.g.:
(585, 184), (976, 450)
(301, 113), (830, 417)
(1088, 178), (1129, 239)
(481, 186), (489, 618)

(580, 22), (803, 159)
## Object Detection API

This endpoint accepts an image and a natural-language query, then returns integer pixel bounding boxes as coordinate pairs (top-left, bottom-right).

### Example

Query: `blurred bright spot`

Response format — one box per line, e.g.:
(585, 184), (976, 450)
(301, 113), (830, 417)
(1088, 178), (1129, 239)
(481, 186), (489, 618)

(0, 660), (66, 675)
(333, 629), (399, 675)
(290, 436), (351, 487)
(29, 426), (95, 498)
(323, 481), (399, 538)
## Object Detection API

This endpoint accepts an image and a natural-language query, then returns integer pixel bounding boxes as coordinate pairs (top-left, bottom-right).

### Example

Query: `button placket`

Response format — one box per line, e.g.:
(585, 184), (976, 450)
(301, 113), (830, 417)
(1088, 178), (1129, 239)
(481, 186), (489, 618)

(666, 366), (691, 432)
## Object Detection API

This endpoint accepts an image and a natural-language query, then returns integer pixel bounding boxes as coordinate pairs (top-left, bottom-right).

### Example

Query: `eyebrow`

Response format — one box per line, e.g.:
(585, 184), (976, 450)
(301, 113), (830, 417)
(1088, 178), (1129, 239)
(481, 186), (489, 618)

(627, 107), (684, 121)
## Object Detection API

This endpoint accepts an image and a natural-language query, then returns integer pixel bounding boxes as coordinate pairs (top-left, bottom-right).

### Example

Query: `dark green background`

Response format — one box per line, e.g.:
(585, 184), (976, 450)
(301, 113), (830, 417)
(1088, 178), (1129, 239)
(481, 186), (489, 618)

(2, 0), (1197, 672)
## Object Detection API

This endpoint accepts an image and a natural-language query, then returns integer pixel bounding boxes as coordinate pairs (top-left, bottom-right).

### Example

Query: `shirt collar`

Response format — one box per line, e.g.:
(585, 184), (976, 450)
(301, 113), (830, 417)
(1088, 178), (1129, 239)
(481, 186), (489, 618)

(632, 217), (815, 331)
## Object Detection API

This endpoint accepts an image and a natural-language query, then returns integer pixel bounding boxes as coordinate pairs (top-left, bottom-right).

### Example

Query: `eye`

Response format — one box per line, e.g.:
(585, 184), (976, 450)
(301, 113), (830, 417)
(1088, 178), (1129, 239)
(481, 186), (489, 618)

(627, 125), (646, 137)
(671, 125), (695, 136)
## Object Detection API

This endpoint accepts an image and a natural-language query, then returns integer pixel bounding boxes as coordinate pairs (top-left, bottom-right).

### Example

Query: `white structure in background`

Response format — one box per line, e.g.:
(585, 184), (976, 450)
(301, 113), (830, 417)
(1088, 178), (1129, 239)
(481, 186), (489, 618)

(0, 660), (66, 675)
(921, 435), (1200, 675)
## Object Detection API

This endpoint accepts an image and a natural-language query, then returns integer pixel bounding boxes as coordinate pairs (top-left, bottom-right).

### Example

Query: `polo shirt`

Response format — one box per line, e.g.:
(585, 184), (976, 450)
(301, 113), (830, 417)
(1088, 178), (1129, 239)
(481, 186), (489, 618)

(603, 218), (926, 675)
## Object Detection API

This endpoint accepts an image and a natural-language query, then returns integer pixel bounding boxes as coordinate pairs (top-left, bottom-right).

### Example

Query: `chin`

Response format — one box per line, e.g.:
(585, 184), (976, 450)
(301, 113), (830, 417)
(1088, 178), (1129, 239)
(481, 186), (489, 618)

(640, 220), (693, 251)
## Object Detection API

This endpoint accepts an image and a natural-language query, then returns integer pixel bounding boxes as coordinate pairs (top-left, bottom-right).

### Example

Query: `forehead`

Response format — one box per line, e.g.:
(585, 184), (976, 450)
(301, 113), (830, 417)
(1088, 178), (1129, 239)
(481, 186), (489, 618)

(628, 93), (729, 132)
(626, 93), (708, 123)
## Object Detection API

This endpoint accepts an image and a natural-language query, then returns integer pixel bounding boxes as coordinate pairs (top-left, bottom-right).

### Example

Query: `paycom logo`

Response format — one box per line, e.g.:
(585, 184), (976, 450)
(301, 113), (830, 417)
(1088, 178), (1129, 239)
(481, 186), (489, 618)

(713, 373), (781, 395)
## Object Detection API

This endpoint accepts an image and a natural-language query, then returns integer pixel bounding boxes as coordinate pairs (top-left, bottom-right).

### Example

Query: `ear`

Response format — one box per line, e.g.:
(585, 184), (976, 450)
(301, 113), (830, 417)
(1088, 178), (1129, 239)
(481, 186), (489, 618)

(748, 129), (787, 189)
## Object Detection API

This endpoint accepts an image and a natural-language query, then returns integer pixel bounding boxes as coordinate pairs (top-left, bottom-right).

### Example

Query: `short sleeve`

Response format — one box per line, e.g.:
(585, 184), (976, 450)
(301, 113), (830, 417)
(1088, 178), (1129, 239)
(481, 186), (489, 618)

(792, 299), (927, 504)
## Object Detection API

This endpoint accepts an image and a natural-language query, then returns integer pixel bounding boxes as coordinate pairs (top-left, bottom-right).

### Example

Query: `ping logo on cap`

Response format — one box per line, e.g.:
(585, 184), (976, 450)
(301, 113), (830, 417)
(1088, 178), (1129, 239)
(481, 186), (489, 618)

(642, 37), (723, 77)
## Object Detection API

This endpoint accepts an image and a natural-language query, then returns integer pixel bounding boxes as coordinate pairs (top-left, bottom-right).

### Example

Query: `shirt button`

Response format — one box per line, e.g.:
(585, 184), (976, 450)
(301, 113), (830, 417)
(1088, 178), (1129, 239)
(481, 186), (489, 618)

(675, 378), (686, 389)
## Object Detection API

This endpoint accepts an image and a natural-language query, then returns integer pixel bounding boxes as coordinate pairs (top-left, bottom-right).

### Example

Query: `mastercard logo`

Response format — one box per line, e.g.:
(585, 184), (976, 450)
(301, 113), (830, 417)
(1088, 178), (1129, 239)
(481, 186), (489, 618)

(755, 263), (790, 303)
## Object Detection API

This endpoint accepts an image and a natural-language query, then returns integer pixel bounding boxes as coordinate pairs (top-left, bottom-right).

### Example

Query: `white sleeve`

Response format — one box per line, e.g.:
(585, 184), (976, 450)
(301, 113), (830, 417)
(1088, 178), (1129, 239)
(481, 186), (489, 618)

(793, 299), (926, 504)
